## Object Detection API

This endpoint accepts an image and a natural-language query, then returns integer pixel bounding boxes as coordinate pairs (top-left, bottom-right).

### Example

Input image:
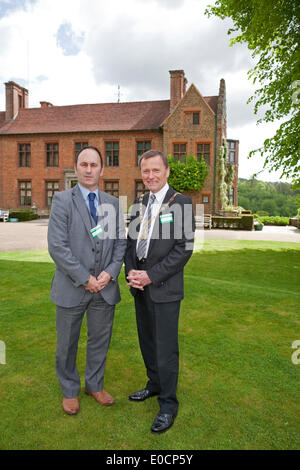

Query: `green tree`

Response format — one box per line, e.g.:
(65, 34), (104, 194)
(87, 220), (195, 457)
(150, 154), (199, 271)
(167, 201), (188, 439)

(205, 0), (300, 186)
(238, 178), (299, 217)
(261, 199), (277, 216)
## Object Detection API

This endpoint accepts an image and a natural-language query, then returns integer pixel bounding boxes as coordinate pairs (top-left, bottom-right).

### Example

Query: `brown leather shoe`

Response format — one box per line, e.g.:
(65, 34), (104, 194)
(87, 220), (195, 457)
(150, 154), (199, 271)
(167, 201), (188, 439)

(62, 397), (79, 415)
(85, 388), (115, 406)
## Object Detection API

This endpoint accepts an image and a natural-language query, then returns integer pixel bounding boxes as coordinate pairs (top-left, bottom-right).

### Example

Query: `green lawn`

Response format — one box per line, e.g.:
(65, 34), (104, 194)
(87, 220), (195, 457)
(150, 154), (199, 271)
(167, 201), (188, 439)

(0, 239), (299, 450)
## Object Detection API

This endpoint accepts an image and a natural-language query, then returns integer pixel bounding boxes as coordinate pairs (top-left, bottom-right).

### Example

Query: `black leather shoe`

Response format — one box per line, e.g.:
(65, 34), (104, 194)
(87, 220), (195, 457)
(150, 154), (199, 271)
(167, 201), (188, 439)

(128, 389), (158, 402)
(151, 413), (176, 434)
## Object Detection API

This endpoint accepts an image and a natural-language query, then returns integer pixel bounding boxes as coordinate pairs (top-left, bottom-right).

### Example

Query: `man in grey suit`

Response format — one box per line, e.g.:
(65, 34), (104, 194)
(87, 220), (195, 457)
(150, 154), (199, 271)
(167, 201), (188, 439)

(48, 146), (126, 415)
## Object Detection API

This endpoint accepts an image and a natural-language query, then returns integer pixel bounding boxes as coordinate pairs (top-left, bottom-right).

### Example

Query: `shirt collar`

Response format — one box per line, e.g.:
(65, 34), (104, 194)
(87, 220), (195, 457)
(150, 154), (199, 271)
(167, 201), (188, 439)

(150, 182), (169, 204)
(78, 184), (98, 202)
(149, 183), (169, 203)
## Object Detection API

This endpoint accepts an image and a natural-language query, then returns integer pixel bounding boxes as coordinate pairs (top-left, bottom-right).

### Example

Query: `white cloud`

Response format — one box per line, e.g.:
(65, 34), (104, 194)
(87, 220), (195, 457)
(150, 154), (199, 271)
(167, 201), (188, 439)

(0, 0), (288, 182)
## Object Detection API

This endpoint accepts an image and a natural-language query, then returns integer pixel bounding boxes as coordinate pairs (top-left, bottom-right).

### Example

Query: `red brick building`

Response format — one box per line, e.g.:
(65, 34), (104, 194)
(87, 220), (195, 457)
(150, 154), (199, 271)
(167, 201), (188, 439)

(0, 70), (238, 216)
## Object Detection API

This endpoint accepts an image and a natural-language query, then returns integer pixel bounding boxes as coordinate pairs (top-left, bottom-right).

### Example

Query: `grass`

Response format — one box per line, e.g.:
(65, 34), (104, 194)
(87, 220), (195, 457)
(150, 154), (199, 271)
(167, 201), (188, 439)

(0, 239), (300, 450)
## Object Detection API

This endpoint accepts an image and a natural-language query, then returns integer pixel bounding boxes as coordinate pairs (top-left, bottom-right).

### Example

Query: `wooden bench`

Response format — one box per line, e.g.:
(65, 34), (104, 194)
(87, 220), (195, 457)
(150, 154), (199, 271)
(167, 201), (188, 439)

(0, 210), (9, 223)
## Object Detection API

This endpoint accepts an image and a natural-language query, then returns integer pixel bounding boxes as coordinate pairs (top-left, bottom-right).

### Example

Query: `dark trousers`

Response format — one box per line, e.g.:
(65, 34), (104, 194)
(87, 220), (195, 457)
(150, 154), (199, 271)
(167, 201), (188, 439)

(134, 287), (181, 415)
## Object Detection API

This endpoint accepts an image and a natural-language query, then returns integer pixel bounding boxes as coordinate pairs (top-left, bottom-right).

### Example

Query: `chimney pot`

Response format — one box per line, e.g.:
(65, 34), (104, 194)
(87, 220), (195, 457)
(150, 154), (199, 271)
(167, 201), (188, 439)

(40, 101), (53, 108)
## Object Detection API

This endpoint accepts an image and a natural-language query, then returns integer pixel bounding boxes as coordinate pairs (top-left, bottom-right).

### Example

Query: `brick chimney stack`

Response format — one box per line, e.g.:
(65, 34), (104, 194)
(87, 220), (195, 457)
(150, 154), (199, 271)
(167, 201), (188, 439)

(169, 70), (187, 112)
(40, 101), (53, 108)
(5, 81), (28, 121)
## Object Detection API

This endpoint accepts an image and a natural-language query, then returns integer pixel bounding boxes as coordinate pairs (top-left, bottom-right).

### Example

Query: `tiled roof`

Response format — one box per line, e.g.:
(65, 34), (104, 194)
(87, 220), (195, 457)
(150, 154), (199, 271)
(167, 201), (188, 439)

(0, 97), (218, 135)
(204, 96), (218, 114)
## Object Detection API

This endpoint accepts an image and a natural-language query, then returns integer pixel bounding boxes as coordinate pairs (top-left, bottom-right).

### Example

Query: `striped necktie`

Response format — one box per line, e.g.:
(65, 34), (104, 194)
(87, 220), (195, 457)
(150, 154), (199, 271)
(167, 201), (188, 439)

(136, 194), (156, 260)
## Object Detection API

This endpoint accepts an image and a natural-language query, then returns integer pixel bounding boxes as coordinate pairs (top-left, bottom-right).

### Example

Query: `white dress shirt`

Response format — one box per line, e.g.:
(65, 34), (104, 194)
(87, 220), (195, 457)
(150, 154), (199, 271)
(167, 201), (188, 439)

(137, 183), (169, 258)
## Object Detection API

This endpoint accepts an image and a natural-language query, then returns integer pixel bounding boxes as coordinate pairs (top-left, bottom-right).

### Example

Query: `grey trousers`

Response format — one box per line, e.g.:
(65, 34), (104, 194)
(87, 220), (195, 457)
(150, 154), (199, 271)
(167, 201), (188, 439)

(55, 291), (115, 398)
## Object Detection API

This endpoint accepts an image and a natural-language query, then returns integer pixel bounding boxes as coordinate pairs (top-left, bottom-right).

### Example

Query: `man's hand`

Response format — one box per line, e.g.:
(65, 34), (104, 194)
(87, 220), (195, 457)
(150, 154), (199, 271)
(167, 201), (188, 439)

(97, 271), (112, 290)
(84, 272), (112, 293)
(127, 269), (152, 290)
(84, 275), (102, 293)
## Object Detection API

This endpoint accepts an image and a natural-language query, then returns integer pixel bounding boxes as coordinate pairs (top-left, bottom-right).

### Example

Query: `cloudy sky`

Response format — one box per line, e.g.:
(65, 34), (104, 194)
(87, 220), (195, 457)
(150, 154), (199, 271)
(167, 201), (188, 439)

(0, 0), (287, 182)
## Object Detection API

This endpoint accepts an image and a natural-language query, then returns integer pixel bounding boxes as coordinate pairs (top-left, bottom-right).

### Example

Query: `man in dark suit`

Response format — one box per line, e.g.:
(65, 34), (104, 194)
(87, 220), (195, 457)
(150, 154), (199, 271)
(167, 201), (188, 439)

(48, 146), (126, 415)
(125, 150), (195, 434)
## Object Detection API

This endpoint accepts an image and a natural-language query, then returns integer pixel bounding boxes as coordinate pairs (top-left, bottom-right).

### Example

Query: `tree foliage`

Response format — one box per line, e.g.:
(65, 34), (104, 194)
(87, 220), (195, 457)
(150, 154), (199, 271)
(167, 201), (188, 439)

(238, 178), (300, 217)
(168, 155), (208, 192)
(205, 0), (300, 185)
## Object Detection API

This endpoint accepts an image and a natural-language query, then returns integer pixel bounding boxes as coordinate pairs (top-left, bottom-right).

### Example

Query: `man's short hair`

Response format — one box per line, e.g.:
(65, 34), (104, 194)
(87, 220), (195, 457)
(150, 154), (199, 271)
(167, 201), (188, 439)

(75, 145), (103, 169)
(138, 150), (169, 169)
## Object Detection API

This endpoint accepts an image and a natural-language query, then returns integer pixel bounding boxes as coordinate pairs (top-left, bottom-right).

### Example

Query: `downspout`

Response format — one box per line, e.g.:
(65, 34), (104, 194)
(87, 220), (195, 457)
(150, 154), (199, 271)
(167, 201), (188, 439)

(212, 114), (217, 215)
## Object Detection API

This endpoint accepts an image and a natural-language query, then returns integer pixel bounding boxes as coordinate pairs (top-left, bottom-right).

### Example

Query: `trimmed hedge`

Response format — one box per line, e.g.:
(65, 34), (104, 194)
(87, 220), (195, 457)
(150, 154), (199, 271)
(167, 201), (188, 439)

(239, 214), (254, 230)
(212, 215), (254, 230)
(253, 215), (289, 226)
(9, 210), (39, 222)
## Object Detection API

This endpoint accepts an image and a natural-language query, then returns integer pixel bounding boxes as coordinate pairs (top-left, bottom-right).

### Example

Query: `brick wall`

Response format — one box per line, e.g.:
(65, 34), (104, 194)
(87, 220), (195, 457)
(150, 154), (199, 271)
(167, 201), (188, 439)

(0, 130), (163, 213)
(0, 75), (236, 216)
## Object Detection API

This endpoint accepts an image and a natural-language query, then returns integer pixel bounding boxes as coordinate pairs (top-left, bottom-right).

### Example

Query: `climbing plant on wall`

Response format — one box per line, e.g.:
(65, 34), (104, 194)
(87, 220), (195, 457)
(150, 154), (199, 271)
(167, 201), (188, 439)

(217, 139), (235, 209)
(168, 155), (208, 192)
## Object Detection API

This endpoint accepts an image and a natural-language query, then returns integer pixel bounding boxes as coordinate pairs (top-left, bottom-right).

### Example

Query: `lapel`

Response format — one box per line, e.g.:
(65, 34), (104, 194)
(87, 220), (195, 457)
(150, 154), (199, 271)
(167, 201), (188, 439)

(147, 186), (176, 254)
(93, 189), (109, 262)
(71, 184), (95, 244)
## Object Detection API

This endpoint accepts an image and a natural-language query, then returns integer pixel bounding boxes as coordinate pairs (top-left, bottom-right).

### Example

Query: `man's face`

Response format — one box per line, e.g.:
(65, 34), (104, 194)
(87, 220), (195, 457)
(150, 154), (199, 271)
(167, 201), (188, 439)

(140, 155), (170, 194)
(75, 148), (103, 190)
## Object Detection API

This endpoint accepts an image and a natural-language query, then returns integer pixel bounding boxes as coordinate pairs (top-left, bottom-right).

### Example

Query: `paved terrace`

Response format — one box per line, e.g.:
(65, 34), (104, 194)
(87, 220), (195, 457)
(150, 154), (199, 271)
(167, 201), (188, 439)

(0, 219), (299, 252)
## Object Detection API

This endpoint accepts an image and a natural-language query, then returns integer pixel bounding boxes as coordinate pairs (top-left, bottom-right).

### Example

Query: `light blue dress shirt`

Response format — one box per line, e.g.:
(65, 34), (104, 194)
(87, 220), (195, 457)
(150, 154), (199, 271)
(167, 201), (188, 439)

(78, 184), (99, 221)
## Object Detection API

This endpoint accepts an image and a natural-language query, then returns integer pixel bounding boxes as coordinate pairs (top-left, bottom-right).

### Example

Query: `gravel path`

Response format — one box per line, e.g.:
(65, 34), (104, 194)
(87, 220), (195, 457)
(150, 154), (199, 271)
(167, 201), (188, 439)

(0, 218), (299, 252)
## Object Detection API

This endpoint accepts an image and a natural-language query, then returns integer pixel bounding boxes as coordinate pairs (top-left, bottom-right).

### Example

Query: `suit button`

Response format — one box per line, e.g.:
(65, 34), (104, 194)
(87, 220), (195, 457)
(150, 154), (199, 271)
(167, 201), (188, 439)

(92, 249), (95, 252)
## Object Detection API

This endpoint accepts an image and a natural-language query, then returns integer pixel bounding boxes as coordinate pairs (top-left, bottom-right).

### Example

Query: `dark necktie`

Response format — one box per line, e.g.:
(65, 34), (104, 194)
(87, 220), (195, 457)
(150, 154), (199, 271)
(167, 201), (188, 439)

(136, 194), (156, 260)
(88, 192), (98, 225)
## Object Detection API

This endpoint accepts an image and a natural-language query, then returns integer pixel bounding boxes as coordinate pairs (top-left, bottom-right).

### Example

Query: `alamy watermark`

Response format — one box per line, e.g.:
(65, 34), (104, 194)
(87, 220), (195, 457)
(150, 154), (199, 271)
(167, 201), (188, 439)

(67, 197), (206, 251)
(0, 340), (6, 365)
(291, 340), (300, 365)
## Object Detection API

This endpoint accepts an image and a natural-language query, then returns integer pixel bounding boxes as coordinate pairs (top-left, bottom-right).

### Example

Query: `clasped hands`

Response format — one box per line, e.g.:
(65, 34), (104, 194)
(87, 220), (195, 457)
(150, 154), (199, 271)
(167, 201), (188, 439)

(84, 271), (112, 293)
(127, 269), (151, 290)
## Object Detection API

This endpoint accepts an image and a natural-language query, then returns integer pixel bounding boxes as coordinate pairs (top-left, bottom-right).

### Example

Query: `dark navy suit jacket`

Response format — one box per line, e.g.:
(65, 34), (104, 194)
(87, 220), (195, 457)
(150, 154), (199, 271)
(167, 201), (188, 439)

(124, 186), (195, 303)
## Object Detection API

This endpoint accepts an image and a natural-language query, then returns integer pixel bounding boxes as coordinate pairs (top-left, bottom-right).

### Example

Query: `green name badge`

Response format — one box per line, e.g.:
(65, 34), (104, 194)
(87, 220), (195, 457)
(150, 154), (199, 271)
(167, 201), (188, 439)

(160, 213), (173, 224)
(90, 225), (104, 238)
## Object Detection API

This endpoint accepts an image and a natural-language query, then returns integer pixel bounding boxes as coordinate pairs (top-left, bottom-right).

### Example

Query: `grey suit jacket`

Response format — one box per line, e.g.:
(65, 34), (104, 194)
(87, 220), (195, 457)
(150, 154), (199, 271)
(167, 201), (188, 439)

(48, 184), (127, 308)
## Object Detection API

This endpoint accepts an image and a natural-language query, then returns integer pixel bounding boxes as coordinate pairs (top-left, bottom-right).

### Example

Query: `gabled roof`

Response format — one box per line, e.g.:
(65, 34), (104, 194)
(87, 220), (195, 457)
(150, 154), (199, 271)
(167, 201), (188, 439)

(0, 94), (218, 136)
(162, 84), (218, 127)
